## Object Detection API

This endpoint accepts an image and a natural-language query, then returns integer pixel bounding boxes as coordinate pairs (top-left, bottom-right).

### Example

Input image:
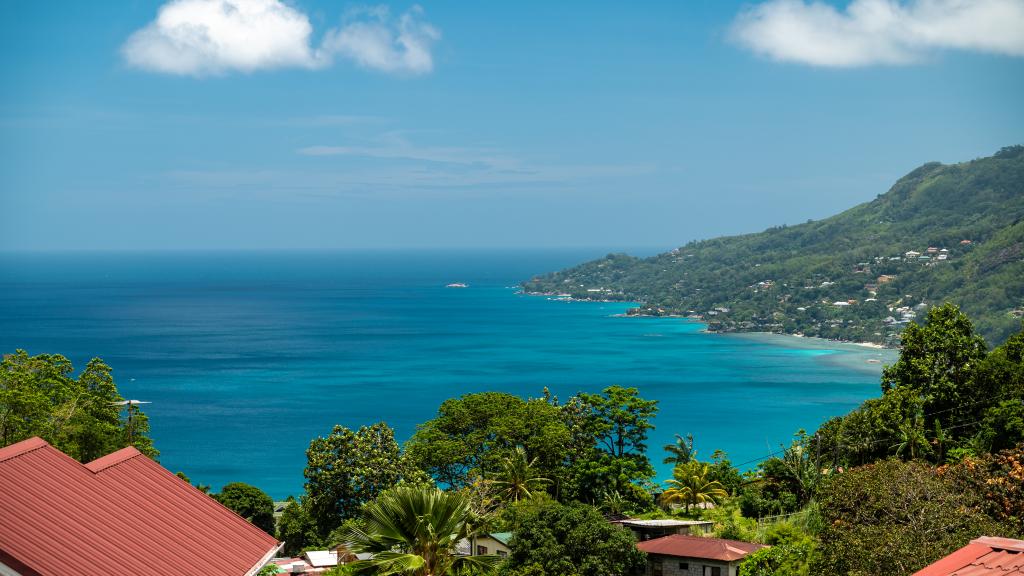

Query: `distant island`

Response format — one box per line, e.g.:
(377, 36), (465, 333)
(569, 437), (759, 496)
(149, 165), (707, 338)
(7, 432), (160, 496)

(522, 146), (1024, 346)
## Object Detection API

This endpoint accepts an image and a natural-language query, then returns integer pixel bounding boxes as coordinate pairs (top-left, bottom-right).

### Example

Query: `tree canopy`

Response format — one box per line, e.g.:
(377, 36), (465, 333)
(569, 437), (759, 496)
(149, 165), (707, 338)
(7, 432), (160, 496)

(304, 422), (422, 538)
(214, 482), (276, 535)
(501, 498), (645, 576)
(0, 350), (157, 461)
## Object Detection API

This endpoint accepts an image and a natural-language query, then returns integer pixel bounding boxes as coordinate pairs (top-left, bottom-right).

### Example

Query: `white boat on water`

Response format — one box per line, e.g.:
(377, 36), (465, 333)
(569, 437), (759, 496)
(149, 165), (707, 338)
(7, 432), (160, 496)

(446, 283), (469, 288)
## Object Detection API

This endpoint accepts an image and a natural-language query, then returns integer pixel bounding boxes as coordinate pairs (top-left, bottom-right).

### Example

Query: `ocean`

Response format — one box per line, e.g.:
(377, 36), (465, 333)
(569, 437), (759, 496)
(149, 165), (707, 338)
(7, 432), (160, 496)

(0, 250), (894, 498)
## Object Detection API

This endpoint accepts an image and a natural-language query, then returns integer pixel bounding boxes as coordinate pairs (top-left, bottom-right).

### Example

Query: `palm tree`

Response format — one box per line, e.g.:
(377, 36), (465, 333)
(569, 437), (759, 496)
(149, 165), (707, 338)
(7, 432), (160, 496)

(661, 461), (728, 514)
(490, 447), (551, 503)
(662, 433), (695, 466)
(598, 489), (628, 517)
(892, 415), (931, 460)
(342, 486), (499, 576)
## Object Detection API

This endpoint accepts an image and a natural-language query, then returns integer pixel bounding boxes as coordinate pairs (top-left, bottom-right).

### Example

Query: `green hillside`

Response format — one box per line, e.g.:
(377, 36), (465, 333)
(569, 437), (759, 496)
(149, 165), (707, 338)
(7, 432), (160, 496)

(522, 146), (1024, 346)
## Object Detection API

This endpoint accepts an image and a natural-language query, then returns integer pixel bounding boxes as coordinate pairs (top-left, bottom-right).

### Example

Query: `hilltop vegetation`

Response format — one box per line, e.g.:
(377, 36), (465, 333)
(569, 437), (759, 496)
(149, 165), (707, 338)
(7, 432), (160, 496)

(522, 146), (1024, 345)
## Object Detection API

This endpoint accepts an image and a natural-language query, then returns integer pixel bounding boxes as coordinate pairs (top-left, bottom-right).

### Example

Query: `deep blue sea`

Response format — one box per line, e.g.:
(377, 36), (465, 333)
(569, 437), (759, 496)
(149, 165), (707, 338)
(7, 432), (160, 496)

(0, 250), (892, 498)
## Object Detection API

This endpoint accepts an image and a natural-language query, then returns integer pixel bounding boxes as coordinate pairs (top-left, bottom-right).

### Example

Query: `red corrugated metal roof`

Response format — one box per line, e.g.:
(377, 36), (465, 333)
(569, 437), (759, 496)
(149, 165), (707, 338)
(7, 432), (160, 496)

(0, 437), (282, 576)
(636, 534), (765, 562)
(914, 537), (1024, 576)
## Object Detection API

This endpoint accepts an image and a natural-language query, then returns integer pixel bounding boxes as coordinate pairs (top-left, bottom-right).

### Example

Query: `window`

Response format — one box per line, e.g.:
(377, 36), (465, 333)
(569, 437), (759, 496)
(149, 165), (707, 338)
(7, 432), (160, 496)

(652, 560), (663, 576)
(497, 551), (508, 558)
(679, 562), (689, 570)
(703, 568), (721, 576)
(476, 545), (488, 555)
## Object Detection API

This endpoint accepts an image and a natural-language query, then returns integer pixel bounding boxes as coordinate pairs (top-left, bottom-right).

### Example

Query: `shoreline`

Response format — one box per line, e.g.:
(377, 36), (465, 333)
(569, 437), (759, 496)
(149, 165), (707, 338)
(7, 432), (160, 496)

(720, 331), (898, 375)
(520, 290), (897, 351)
(522, 290), (898, 374)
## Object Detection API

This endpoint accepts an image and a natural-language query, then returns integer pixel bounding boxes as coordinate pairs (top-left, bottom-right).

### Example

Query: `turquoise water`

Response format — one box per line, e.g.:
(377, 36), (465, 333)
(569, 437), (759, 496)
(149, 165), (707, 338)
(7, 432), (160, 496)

(0, 251), (888, 498)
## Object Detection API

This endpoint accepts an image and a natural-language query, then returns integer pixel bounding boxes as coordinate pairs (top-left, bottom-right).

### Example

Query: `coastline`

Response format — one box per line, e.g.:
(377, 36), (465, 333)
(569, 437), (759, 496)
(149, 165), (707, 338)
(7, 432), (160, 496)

(723, 331), (898, 375)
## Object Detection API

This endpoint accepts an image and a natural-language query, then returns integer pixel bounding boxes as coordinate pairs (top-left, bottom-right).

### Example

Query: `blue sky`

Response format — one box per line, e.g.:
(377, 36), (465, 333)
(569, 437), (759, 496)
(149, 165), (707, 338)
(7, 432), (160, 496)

(2, 0), (1022, 251)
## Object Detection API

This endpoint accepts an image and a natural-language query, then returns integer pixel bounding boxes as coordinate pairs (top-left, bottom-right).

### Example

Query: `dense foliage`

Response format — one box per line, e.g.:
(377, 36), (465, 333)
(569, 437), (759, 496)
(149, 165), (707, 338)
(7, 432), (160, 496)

(523, 146), (1024, 345)
(214, 482), (276, 535)
(0, 350), (157, 461)
(276, 496), (319, 556)
(500, 498), (646, 576)
(405, 391), (570, 490)
(340, 486), (500, 576)
(406, 386), (659, 508)
(814, 305), (1024, 469)
(813, 458), (1007, 574)
(304, 422), (424, 539)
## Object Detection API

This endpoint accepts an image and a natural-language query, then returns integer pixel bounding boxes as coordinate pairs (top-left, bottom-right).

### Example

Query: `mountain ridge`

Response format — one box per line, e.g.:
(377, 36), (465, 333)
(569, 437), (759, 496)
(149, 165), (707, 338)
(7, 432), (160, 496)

(522, 146), (1024, 346)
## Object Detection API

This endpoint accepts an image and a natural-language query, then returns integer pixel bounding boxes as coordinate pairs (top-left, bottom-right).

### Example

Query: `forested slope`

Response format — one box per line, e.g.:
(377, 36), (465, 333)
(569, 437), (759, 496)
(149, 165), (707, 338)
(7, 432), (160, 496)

(523, 146), (1024, 345)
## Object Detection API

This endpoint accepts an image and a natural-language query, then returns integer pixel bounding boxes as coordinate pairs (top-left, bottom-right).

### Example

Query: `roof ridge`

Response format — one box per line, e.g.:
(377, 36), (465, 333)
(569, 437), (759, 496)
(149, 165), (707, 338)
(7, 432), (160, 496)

(84, 446), (143, 472)
(0, 437), (49, 462)
(973, 536), (1024, 553)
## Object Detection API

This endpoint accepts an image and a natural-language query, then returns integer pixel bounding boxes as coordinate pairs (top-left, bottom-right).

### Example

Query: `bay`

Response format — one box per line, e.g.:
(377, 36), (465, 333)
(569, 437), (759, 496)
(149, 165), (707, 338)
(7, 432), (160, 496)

(0, 250), (894, 498)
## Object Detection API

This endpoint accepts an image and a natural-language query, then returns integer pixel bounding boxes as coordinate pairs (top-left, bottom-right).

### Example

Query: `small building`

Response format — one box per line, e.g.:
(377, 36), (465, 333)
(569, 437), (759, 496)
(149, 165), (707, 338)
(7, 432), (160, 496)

(912, 536), (1024, 575)
(474, 532), (512, 558)
(0, 437), (282, 576)
(457, 532), (512, 558)
(614, 519), (715, 541)
(636, 534), (765, 576)
(905, 250), (921, 258)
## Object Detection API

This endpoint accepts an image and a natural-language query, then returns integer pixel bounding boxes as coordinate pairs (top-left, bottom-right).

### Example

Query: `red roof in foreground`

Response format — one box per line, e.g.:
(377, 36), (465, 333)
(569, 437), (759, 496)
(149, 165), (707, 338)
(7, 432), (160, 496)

(636, 534), (765, 562)
(0, 437), (281, 576)
(913, 537), (1024, 576)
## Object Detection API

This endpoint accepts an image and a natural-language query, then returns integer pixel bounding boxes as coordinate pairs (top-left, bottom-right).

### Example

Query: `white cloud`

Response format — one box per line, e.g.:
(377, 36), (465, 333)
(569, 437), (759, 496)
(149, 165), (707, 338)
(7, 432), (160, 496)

(730, 0), (1024, 67)
(122, 0), (439, 76)
(122, 0), (318, 74)
(320, 6), (441, 74)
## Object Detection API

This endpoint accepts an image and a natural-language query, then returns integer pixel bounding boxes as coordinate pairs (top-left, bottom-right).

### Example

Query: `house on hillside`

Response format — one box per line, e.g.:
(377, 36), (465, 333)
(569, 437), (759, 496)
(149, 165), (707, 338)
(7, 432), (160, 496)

(905, 250), (921, 258)
(613, 519), (714, 541)
(0, 437), (282, 576)
(636, 534), (765, 576)
(474, 532), (512, 557)
(457, 532), (512, 558)
(912, 536), (1024, 575)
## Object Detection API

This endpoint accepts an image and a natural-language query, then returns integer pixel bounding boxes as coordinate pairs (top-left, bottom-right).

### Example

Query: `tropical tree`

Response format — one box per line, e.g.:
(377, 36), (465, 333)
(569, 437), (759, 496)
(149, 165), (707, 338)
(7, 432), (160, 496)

(214, 482), (276, 534)
(305, 422), (423, 538)
(341, 486), (499, 576)
(277, 496), (319, 556)
(882, 303), (987, 427)
(662, 461), (728, 514)
(662, 433), (695, 466)
(597, 489), (628, 517)
(490, 447), (551, 503)
(561, 386), (659, 504)
(502, 498), (646, 576)
(405, 392), (570, 490)
(892, 414), (931, 460)
(0, 350), (157, 460)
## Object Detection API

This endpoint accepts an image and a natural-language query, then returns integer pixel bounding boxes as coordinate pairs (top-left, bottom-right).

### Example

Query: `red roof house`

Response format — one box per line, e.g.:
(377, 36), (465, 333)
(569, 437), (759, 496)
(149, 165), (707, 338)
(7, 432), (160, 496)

(636, 534), (765, 576)
(0, 437), (282, 576)
(913, 536), (1024, 576)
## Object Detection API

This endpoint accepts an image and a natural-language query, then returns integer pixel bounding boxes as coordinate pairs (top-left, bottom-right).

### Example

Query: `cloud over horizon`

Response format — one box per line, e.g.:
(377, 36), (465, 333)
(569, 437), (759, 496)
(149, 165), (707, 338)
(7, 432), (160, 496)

(122, 0), (439, 76)
(730, 0), (1024, 67)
